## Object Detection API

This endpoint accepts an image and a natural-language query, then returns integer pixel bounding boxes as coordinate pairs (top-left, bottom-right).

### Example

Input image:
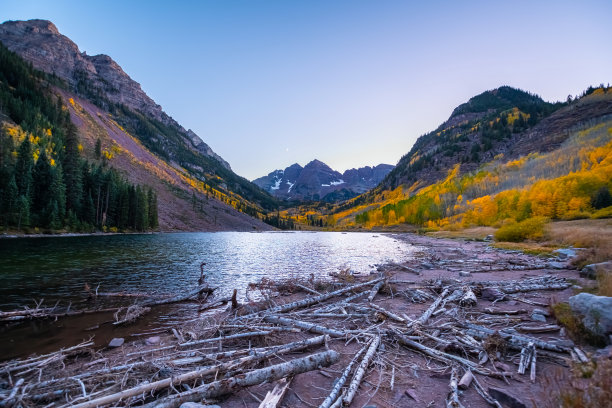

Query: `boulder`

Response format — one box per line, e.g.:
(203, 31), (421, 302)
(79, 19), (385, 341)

(531, 313), (547, 322)
(481, 287), (505, 301)
(547, 261), (567, 270)
(554, 248), (577, 260)
(179, 404), (220, 408)
(580, 261), (612, 280)
(459, 271), (471, 277)
(569, 293), (612, 335)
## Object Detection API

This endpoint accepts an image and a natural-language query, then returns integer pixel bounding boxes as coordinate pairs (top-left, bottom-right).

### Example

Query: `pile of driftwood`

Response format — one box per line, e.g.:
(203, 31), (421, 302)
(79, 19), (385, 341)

(0, 269), (582, 407)
(0, 284), (216, 325)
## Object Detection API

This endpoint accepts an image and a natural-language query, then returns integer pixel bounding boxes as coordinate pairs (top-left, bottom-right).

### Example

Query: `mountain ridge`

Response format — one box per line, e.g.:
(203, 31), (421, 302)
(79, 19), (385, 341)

(253, 159), (393, 202)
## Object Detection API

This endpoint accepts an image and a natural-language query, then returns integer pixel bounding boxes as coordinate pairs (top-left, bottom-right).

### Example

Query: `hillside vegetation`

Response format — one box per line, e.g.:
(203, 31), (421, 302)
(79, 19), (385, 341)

(326, 88), (612, 234)
(0, 43), (158, 233)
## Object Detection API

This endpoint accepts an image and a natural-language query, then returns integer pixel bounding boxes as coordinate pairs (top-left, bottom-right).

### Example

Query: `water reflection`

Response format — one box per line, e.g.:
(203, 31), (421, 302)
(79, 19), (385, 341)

(0, 232), (414, 309)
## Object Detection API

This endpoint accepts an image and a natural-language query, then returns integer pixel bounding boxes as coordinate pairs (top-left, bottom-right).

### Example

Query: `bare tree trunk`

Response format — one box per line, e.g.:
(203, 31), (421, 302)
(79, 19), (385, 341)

(142, 350), (339, 408)
(342, 335), (381, 406)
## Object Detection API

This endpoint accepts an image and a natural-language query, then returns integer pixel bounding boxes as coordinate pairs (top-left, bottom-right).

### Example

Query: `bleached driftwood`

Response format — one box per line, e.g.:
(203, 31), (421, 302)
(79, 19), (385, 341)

(368, 302), (406, 323)
(446, 366), (465, 408)
(296, 283), (321, 295)
(394, 331), (489, 375)
(367, 280), (385, 302)
(318, 343), (368, 408)
(70, 336), (330, 408)
(180, 330), (271, 347)
(243, 277), (384, 317)
(458, 369), (473, 390)
(259, 377), (292, 408)
(389, 263), (421, 275)
(417, 288), (449, 325)
(263, 315), (345, 337)
(530, 343), (537, 383)
(342, 335), (381, 406)
(463, 323), (570, 353)
(141, 350), (340, 408)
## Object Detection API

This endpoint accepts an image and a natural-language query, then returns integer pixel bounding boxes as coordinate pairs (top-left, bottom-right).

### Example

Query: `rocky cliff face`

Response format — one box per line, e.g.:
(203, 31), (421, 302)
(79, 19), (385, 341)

(0, 19), (230, 169)
(253, 160), (393, 202)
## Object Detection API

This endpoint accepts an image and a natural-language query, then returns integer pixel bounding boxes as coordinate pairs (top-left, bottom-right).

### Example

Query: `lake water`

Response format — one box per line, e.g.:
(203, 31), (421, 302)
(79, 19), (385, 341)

(0, 232), (415, 358)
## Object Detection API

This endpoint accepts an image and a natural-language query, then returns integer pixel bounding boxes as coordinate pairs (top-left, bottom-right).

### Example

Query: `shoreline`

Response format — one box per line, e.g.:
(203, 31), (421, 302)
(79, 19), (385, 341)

(0, 232), (600, 407)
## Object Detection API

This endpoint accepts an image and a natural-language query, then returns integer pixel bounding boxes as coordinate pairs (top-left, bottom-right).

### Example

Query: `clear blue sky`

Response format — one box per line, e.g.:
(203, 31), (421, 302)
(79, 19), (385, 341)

(2, 1), (611, 179)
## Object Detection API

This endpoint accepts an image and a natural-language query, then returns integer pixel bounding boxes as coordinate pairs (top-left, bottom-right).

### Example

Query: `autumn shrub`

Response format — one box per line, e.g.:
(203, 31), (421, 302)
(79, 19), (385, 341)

(494, 216), (548, 242)
(590, 205), (612, 219)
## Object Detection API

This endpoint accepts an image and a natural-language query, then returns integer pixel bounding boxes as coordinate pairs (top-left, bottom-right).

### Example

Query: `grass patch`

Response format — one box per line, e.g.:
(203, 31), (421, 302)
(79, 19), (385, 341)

(546, 219), (612, 269)
(491, 242), (561, 256)
(596, 271), (612, 297)
(494, 216), (548, 242)
(541, 358), (612, 408)
(426, 226), (495, 241)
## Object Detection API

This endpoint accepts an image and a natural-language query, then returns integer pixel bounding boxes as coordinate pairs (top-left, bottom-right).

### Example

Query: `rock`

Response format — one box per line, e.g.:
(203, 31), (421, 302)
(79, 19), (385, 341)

(593, 345), (612, 360)
(108, 338), (124, 348)
(580, 261), (612, 280)
(547, 261), (567, 269)
(145, 336), (161, 345)
(531, 313), (547, 322)
(488, 387), (527, 408)
(180, 404), (220, 408)
(459, 271), (471, 277)
(484, 234), (494, 241)
(421, 262), (434, 269)
(569, 293), (612, 335)
(532, 308), (550, 317)
(481, 287), (505, 301)
(554, 248), (577, 260)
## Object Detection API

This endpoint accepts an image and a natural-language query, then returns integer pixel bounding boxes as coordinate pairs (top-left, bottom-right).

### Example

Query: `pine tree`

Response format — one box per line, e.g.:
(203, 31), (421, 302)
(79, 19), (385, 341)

(147, 188), (158, 229)
(15, 137), (33, 201)
(95, 138), (102, 159)
(2, 175), (18, 226)
(16, 195), (30, 229)
(32, 149), (53, 219)
(63, 124), (82, 214)
(50, 163), (66, 226)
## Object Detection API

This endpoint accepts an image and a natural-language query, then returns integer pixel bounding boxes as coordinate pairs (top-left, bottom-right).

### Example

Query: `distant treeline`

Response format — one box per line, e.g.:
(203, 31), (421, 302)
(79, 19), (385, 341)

(0, 42), (157, 232)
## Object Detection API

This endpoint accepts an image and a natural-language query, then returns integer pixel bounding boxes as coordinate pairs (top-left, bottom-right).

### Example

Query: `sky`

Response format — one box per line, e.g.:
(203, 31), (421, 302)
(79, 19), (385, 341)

(2, 1), (611, 180)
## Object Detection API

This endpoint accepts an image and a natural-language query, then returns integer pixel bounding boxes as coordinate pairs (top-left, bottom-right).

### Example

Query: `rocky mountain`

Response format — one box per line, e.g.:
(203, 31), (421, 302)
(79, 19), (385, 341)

(377, 86), (612, 193)
(0, 19), (276, 231)
(0, 19), (231, 169)
(254, 160), (393, 202)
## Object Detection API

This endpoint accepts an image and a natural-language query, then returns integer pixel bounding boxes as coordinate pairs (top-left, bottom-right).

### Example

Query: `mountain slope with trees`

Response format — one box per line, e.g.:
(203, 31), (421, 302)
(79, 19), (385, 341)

(0, 42), (158, 232)
(0, 19), (276, 231)
(328, 87), (612, 230)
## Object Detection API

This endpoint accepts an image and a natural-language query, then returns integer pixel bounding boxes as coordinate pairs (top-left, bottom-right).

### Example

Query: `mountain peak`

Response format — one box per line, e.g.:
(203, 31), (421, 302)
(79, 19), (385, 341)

(253, 160), (394, 202)
(451, 86), (546, 118)
(2, 19), (59, 35)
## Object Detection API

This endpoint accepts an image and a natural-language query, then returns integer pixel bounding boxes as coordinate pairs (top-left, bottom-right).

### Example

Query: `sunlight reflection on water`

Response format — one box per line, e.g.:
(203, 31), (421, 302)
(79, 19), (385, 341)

(0, 231), (414, 309)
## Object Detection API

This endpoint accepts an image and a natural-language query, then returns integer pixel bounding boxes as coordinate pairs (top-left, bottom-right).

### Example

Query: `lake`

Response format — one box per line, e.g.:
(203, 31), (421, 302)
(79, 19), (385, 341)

(0, 231), (415, 358)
